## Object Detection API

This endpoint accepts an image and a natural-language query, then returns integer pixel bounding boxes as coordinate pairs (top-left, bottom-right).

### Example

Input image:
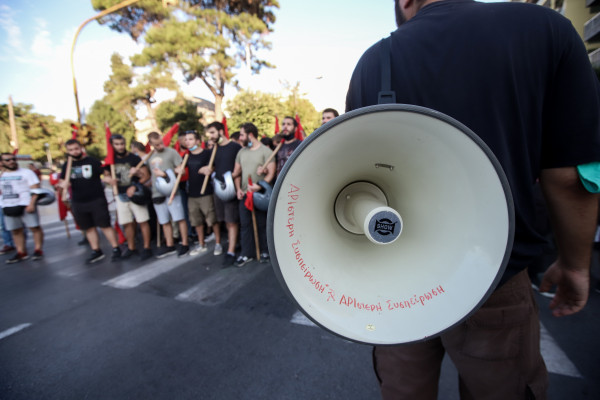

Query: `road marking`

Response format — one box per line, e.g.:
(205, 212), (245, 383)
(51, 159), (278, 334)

(176, 263), (267, 305)
(290, 310), (317, 327)
(103, 252), (209, 289)
(0, 323), (32, 340)
(540, 323), (582, 378)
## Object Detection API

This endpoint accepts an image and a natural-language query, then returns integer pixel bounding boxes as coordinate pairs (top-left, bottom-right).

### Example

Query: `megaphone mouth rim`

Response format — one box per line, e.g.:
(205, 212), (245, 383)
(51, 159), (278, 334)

(267, 104), (515, 345)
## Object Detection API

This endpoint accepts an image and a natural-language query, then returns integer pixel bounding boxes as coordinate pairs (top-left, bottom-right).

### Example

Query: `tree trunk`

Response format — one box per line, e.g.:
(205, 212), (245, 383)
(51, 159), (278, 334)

(214, 95), (223, 122)
(144, 100), (159, 132)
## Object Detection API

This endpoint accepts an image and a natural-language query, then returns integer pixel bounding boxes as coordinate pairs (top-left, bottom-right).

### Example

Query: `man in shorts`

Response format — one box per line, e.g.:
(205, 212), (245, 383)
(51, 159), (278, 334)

(0, 153), (44, 263)
(58, 140), (121, 264)
(105, 134), (153, 261)
(184, 130), (222, 256)
(147, 131), (190, 258)
(205, 121), (241, 265)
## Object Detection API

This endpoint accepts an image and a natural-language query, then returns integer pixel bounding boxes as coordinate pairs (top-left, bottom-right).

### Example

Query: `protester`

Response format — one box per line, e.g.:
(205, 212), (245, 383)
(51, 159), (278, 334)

(345, 1), (600, 398)
(147, 131), (190, 258)
(0, 153), (44, 263)
(106, 134), (153, 261)
(184, 130), (222, 256)
(233, 123), (275, 266)
(58, 140), (121, 264)
(205, 121), (242, 265)
(321, 108), (339, 125)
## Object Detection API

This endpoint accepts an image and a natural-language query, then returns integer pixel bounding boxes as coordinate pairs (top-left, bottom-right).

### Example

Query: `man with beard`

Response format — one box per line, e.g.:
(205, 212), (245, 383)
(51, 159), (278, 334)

(345, 1), (600, 399)
(233, 123), (275, 267)
(183, 130), (222, 256)
(147, 131), (190, 258)
(274, 116), (302, 177)
(0, 153), (44, 263)
(105, 134), (152, 261)
(203, 121), (242, 265)
(58, 140), (121, 264)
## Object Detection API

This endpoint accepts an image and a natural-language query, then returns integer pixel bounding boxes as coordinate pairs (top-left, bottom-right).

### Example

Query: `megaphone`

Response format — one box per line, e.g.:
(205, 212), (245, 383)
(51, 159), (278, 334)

(267, 104), (514, 345)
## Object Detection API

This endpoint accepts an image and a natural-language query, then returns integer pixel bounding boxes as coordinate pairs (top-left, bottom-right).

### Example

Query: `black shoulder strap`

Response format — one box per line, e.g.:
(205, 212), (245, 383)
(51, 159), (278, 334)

(377, 35), (396, 105)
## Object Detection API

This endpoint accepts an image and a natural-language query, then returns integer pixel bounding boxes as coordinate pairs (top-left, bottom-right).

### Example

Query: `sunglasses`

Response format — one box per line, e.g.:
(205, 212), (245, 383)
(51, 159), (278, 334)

(2, 158), (16, 162)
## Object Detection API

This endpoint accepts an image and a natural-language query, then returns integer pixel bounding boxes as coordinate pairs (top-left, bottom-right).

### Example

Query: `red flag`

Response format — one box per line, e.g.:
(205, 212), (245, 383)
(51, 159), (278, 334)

(12, 148), (18, 155)
(104, 122), (114, 166)
(274, 116), (280, 134)
(162, 123), (180, 147)
(70, 123), (78, 140)
(222, 116), (229, 139)
(115, 221), (126, 245)
(244, 176), (254, 211)
(201, 141), (206, 149)
(144, 142), (152, 153)
(294, 114), (304, 141)
(174, 140), (181, 154)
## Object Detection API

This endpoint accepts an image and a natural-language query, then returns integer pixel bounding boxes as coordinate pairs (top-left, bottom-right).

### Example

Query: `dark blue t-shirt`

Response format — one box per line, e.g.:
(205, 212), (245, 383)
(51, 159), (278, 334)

(346, 0), (600, 283)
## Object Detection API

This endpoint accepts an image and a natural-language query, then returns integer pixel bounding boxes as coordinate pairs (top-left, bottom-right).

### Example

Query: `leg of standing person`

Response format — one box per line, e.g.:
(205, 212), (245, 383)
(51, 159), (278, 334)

(0, 209), (15, 253)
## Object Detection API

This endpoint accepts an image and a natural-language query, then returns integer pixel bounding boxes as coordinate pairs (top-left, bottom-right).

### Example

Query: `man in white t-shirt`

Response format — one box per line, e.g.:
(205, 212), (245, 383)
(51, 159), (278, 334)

(0, 153), (44, 263)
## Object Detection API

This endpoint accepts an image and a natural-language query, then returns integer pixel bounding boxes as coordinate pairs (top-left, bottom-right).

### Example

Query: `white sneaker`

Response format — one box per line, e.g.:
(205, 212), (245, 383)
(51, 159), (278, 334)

(205, 232), (215, 243)
(190, 244), (208, 256)
(213, 243), (223, 256)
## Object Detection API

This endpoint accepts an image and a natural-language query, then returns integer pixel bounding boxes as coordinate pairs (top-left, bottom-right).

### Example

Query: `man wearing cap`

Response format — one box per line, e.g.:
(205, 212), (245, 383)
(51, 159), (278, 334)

(0, 153), (44, 263)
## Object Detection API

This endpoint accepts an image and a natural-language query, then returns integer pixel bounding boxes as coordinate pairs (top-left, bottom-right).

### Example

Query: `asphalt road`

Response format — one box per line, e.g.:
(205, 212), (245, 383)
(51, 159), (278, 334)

(0, 197), (599, 400)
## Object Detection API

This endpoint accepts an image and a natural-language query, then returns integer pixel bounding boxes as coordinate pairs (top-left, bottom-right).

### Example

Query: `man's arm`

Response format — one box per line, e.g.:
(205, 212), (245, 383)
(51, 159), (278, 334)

(264, 160), (276, 185)
(539, 166), (599, 317)
(233, 162), (243, 200)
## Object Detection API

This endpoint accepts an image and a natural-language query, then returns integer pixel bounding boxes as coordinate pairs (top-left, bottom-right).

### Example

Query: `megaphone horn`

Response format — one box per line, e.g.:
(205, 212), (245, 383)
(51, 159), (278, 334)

(267, 104), (514, 345)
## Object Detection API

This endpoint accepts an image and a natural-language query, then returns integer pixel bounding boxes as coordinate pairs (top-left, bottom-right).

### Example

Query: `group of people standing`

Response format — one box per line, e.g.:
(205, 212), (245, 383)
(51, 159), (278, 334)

(0, 109), (338, 267)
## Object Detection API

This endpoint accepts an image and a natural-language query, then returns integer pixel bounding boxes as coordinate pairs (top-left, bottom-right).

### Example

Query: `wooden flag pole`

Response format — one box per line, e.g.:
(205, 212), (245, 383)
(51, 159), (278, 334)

(200, 145), (217, 195)
(168, 153), (189, 205)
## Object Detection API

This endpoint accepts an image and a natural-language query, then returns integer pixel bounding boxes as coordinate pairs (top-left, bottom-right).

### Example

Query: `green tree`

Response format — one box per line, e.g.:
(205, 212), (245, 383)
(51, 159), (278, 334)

(0, 103), (74, 163)
(281, 82), (320, 136)
(93, 0), (279, 121)
(86, 100), (136, 149)
(155, 95), (204, 134)
(226, 90), (284, 137)
(104, 53), (177, 132)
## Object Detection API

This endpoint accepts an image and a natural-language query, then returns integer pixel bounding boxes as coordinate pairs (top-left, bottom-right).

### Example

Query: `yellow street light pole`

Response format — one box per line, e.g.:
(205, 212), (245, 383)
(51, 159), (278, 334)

(70, 0), (144, 124)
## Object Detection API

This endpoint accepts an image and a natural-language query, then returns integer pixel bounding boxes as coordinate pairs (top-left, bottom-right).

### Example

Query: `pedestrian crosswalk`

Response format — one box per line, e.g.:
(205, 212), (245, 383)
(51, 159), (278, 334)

(5, 219), (587, 381)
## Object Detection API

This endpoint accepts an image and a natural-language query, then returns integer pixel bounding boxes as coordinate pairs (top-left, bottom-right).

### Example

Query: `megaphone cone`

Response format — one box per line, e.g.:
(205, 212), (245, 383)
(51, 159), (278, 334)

(267, 104), (514, 345)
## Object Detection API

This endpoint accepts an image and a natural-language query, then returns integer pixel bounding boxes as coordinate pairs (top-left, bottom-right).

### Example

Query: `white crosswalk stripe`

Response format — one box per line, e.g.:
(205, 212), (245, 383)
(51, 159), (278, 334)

(103, 251), (210, 289)
(176, 263), (268, 305)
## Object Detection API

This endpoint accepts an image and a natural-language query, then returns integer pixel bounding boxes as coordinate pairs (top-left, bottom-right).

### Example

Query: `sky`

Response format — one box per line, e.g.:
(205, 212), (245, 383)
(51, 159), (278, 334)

(0, 0), (504, 123)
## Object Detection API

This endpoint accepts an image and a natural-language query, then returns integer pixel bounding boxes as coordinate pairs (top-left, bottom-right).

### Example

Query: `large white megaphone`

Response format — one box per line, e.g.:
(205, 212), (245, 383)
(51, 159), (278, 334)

(267, 104), (514, 345)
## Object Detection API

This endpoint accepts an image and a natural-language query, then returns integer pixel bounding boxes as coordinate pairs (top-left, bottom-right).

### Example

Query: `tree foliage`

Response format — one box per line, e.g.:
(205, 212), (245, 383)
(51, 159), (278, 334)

(86, 100), (136, 149)
(104, 52), (177, 131)
(0, 103), (76, 164)
(93, 0), (279, 121)
(226, 89), (320, 138)
(155, 95), (204, 134)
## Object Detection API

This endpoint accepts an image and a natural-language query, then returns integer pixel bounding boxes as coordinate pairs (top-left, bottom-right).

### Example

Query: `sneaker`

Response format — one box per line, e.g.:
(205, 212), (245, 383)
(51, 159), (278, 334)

(205, 232), (215, 243)
(190, 244), (208, 256)
(86, 250), (105, 264)
(32, 249), (44, 260)
(121, 248), (138, 259)
(156, 246), (177, 259)
(111, 247), (122, 262)
(259, 252), (270, 264)
(223, 253), (236, 267)
(213, 243), (223, 256)
(140, 248), (153, 261)
(6, 252), (28, 264)
(235, 255), (253, 267)
(178, 245), (190, 257)
(0, 245), (15, 255)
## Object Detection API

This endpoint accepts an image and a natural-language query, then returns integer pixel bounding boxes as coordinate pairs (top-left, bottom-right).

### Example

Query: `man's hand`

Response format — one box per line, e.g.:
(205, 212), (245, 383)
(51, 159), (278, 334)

(25, 204), (36, 213)
(237, 188), (244, 200)
(126, 185), (136, 198)
(539, 260), (590, 317)
(104, 177), (118, 186)
(129, 167), (139, 177)
(153, 168), (166, 178)
(57, 180), (69, 191)
(199, 166), (213, 175)
(247, 182), (261, 193)
(257, 166), (265, 176)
